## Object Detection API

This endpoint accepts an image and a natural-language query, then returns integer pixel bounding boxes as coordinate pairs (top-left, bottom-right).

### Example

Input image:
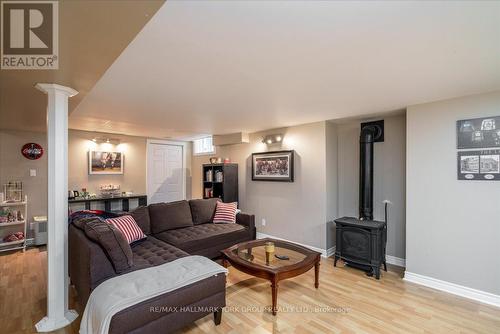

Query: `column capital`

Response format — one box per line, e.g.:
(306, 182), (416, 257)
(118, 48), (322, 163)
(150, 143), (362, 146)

(35, 83), (78, 97)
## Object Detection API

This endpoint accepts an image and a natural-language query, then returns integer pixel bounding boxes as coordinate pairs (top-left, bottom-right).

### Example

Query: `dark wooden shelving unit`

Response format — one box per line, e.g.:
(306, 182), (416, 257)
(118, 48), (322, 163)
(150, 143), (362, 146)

(202, 163), (238, 203)
(68, 194), (147, 212)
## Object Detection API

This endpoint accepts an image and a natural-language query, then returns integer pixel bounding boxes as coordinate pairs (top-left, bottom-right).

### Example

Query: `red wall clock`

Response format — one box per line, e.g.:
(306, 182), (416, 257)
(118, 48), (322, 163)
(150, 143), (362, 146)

(21, 143), (44, 160)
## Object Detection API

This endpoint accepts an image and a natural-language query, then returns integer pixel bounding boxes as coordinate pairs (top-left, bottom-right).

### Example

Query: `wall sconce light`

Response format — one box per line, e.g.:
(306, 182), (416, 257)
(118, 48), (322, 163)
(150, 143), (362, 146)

(262, 134), (283, 145)
(91, 137), (120, 145)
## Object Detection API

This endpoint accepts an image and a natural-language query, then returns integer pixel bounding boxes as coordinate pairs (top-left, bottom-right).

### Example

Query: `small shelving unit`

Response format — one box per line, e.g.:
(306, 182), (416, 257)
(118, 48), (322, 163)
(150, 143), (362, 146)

(202, 163), (238, 203)
(0, 195), (27, 253)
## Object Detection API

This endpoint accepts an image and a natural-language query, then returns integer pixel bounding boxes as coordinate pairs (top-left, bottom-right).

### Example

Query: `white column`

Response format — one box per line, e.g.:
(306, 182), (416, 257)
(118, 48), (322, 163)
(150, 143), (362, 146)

(35, 83), (79, 332)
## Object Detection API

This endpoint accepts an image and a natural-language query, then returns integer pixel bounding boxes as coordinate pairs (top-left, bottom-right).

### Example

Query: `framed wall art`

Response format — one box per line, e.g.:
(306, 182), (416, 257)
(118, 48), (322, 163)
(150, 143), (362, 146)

(89, 151), (124, 175)
(251, 150), (294, 182)
(457, 116), (500, 149)
(457, 149), (500, 180)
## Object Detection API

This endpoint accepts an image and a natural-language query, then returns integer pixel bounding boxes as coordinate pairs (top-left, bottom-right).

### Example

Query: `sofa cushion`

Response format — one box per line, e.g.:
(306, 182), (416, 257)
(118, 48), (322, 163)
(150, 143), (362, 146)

(155, 223), (247, 253)
(83, 219), (133, 273)
(130, 236), (189, 270)
(130, 206), (151, 235)
(189, 198), (220, 225)
(149, 200), (194, 234)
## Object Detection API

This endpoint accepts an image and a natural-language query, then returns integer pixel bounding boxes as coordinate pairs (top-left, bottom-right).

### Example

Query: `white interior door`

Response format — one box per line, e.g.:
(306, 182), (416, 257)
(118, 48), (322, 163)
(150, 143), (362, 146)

(147, 142), (185, 204)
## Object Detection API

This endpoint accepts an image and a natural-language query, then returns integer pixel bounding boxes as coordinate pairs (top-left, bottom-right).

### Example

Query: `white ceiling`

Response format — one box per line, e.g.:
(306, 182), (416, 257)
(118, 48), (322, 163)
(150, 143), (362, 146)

(70, 0), (500, 139)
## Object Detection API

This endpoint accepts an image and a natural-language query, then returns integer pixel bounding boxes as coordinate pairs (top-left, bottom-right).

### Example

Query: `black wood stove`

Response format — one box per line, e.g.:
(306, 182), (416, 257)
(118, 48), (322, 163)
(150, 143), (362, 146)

(334, 120), (387, 279)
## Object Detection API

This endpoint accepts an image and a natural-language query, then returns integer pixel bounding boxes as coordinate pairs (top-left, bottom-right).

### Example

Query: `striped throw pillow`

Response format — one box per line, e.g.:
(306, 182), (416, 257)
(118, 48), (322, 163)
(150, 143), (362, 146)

(106, 215), (146, 244)
(213, 202), (238, 224)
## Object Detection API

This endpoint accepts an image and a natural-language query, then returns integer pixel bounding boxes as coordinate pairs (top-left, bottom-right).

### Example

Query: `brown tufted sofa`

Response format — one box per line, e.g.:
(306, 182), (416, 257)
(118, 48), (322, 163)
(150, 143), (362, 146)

(68, 198), (255, 333)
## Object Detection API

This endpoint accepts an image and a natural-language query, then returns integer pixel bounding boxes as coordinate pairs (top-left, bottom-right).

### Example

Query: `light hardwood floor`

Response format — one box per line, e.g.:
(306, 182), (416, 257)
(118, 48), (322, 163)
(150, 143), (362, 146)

(1, 247), (499, 333)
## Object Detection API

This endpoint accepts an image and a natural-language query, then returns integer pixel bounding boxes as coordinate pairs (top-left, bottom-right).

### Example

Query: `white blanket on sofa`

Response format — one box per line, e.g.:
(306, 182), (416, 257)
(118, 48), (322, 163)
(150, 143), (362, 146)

(79, 255), (227, 334)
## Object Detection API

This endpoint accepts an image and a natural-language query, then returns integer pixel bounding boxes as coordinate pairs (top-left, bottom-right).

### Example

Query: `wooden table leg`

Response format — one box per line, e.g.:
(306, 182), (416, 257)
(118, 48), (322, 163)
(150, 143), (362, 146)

(271, 279), (278, 315)
(213, 308), (222, 325)
(314, 260), (320, 289)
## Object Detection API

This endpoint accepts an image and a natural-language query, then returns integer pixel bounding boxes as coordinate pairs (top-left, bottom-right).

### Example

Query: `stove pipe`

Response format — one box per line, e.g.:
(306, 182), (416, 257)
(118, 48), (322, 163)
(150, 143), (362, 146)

(359, 125), (379, 220)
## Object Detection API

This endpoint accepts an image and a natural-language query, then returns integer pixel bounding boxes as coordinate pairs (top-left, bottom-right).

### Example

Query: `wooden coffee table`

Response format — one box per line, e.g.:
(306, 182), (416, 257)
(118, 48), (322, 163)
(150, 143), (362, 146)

(221, 238), (321, 315)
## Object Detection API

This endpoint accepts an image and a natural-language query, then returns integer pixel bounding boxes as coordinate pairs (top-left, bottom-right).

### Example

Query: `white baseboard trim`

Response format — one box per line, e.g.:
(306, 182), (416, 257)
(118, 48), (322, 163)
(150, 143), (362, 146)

(386, 255), (406, 267)
(35, 310), (78, 332)
(325, 245), (336, 258)
(256, 232), (334, 258)
(404, 271), (500, 308)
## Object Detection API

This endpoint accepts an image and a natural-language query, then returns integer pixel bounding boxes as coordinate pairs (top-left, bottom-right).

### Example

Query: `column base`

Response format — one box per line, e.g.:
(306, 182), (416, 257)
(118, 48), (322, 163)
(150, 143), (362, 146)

(35, 309), (78, 332)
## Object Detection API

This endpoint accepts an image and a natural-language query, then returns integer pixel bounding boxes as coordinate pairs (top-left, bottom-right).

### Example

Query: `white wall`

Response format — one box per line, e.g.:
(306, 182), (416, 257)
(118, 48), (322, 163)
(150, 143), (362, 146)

(406, 91), (500, 295)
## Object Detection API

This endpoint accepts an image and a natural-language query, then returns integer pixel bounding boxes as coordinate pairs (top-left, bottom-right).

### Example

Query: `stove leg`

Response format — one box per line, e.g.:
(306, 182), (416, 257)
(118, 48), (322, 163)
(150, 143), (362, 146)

(334, 256), (338, 267)
(383, 260), (387, 272)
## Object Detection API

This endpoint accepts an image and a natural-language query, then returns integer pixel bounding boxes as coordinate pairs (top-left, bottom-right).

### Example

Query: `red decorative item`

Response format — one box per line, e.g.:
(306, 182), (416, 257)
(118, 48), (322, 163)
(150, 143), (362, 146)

(21, 143), (44, 160)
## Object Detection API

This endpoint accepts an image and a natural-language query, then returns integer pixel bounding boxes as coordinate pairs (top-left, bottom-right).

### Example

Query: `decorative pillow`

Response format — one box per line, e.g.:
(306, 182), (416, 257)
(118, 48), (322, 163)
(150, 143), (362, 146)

(106, 215), (146, 244)
(83, 219), (133, 273)
(213, 202), (238, 224)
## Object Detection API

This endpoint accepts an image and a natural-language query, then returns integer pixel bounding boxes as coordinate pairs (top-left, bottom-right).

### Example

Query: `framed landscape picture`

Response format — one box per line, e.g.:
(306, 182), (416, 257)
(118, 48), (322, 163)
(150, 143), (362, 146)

(89, 151), (124, 175)
(252, 150), (294, 182)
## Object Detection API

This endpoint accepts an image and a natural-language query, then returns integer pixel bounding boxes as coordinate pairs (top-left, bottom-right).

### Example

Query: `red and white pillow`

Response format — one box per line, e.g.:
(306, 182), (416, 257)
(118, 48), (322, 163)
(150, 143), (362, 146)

(106, 215), (146, 244)
(213, 202), (238, 224)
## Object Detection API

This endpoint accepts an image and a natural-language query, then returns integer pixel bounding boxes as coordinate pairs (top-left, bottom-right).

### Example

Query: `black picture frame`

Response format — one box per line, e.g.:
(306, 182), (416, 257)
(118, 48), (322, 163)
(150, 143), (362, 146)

(457, 116), (500, 149)
(88, 150), (124, 175)
(457, 149), (500, 181)
(251, 150), (294, 182)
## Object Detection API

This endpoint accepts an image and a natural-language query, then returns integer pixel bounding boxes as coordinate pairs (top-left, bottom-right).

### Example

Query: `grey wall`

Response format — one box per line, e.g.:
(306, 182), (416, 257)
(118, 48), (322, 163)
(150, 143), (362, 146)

(0, 130), (48, 228)
(334, 114), (406, 260)
(325, 122), (339, 250)
(192, 117), (405, 255)
(0, 129), (192, 218)
(406, 91), (500, 295)
(193, 122), (329, 250)
(68, 130), (147, 196)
